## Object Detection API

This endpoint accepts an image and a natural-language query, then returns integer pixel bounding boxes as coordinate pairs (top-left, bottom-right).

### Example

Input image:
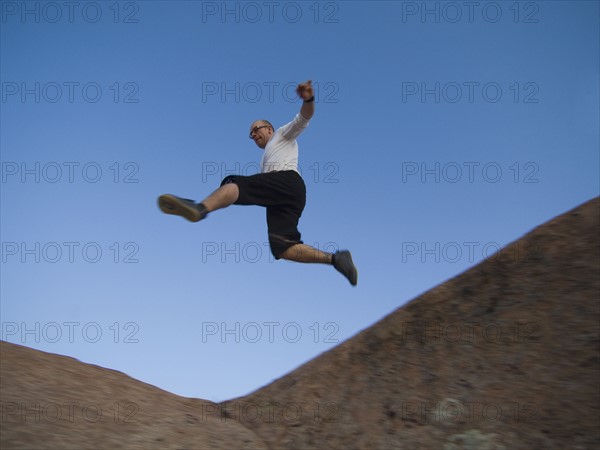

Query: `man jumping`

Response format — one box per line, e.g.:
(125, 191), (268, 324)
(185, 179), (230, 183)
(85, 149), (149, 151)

(158, 80), (358, 286)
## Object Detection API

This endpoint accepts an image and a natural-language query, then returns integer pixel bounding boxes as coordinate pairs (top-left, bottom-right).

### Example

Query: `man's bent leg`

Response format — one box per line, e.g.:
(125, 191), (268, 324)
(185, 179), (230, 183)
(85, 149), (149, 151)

(280, 244), (358, 286)
(280, 244), (333, 264)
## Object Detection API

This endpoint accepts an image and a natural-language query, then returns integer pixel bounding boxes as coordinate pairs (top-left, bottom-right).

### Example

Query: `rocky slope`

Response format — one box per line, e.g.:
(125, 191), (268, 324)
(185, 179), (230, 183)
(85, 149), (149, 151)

(0, 341), (266, 449)
(222, 197), (600, 449)
(2, 197), (599, 449)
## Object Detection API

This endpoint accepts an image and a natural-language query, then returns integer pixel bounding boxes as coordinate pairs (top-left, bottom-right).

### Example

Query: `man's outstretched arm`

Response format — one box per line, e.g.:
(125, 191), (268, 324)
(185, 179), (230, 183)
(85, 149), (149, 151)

(297, 80), (315, 120)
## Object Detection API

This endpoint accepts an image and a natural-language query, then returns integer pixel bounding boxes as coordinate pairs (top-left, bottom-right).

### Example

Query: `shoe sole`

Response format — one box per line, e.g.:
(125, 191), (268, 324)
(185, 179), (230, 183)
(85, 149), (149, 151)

(335, 251), (358, 286)
(158, 194), (201, 222)
(347, 263), (358, 286)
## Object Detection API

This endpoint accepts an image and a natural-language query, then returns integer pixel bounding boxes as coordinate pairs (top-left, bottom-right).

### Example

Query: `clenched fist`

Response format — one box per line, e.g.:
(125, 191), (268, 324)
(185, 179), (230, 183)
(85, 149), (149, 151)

(296, 80), (314, 101)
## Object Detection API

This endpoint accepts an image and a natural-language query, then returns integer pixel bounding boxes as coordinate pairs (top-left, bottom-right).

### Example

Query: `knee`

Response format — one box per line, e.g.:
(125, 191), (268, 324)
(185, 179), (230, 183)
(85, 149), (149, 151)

(223, 183), (239, 202)
(269, 234), (301, 261)
(219, 178), (239, 203)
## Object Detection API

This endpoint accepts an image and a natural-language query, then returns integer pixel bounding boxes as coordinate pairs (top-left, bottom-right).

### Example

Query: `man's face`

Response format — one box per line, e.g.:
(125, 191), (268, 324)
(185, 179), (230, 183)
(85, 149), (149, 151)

(249, 121), (273, 149)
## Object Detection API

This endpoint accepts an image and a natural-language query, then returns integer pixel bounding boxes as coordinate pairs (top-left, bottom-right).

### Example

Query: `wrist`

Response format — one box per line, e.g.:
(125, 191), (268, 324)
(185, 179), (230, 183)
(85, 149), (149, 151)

(303, 96), (315, 103)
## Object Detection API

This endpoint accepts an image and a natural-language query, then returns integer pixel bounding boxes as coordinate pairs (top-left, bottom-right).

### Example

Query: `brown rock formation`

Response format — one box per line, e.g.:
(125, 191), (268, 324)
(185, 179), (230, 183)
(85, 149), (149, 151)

(2, 197), (599, 449)
(0, 342), (267, 449)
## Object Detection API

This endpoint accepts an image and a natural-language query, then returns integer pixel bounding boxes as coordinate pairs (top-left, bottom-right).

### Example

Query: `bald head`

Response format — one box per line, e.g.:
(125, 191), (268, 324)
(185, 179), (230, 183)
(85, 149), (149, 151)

(249, 120), (274, 149)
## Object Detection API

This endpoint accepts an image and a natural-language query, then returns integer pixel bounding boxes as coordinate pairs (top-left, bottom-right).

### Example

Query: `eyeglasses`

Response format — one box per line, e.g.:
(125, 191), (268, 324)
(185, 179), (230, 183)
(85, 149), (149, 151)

(249, 125), (270, 139)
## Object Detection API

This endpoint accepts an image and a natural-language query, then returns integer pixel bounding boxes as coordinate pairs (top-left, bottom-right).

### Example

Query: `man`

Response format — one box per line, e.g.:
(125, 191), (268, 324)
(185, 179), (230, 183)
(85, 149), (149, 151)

(158, 80), (358, 286)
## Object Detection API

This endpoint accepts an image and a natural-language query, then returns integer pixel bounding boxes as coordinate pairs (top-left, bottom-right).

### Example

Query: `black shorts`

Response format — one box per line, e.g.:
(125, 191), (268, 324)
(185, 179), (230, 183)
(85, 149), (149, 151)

(220, 170), (306, 259)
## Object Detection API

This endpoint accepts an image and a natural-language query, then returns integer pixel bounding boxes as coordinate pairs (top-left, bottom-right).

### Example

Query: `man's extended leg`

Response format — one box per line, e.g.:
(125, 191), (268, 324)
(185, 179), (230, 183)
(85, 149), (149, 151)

(200, 183), (239, 212)
(158, 183), (239, 222)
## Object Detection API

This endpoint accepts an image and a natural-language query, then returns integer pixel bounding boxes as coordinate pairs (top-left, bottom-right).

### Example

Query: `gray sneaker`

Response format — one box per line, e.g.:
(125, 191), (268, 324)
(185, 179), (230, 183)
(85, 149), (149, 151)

(333, 250), (358, 286)
(158, 194), (207, 222)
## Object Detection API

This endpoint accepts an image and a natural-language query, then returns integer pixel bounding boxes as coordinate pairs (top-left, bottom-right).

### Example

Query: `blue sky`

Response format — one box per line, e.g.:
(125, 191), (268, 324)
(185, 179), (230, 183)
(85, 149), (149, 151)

(1, 1), (598, 402)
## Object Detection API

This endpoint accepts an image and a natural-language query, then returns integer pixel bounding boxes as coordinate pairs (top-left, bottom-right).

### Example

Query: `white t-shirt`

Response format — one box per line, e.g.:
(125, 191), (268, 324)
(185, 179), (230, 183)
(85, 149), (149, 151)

(260, 113), (310, 173)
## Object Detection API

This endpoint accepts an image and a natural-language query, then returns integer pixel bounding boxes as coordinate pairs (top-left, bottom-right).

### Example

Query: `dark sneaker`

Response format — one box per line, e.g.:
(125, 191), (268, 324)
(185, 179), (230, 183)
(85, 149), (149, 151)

(158, 194), (207, 222)
(333, 250), (358, 286)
